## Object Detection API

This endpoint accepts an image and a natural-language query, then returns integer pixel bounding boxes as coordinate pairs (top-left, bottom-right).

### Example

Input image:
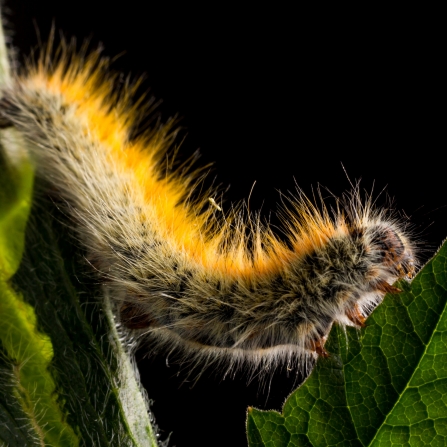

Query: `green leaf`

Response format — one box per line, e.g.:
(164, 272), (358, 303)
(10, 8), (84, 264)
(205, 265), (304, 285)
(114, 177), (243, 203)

(0, 149), (34, 280)
(11, 195), (158, 446)
(1, 149), (160, 447)
(0, 144), (81, 446)
(0, 16), (158, 446)
(247, 241), (447, 447)
(1, 17), (81, 444)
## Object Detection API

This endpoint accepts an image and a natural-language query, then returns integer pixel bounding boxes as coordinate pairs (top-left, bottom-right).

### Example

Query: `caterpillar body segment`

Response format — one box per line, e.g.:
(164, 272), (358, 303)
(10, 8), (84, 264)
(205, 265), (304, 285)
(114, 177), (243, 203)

(0, 49), (416, 377)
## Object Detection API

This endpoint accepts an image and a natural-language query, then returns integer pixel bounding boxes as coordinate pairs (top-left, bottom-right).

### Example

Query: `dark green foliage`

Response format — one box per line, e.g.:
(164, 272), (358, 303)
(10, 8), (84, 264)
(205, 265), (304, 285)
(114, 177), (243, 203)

(247, 241), (447, 446)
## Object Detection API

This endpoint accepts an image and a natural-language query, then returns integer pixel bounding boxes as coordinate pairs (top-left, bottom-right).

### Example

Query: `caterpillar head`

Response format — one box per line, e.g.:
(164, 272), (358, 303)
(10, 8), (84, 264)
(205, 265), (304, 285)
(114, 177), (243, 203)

(361, 221), (417, 296)
(369, 224), (416, 280)
(338, 221), (416, 335)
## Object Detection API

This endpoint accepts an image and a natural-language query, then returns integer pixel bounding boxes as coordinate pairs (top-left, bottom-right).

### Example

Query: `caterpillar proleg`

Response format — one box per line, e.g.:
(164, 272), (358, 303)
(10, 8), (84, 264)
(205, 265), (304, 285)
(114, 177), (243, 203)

(0, 44), (417, 379)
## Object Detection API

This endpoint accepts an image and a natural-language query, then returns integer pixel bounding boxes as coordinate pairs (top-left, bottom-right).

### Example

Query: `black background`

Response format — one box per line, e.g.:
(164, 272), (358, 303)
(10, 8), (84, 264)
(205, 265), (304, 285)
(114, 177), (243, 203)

(2, 2), (445, 446)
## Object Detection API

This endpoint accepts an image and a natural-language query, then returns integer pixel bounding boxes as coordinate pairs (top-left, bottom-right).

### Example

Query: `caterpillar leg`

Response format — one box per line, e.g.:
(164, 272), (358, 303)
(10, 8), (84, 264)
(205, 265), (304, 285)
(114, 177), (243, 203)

(376, 281), (402, 295)
(120, 302), (157, 330)
(308, 336), (329, 358)
(346, 304), (366, 327)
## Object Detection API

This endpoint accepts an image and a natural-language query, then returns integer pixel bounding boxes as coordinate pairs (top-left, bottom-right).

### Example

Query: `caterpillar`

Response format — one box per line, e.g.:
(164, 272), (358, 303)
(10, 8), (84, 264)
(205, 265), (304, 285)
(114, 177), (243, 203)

(0, 43), (417, 378)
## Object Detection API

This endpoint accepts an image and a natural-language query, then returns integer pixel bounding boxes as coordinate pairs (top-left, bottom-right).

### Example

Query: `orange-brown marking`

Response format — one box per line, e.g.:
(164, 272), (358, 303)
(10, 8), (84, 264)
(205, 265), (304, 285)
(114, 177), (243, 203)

(308, 338), (329, 358)
(346, 304), (366, 327)
(376, 281), (402, 295)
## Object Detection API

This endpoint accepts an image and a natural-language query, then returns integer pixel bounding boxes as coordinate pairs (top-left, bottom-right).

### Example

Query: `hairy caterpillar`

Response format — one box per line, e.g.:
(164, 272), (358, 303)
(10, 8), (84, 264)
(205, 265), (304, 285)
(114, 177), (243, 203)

(0, 44), (417, 379)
